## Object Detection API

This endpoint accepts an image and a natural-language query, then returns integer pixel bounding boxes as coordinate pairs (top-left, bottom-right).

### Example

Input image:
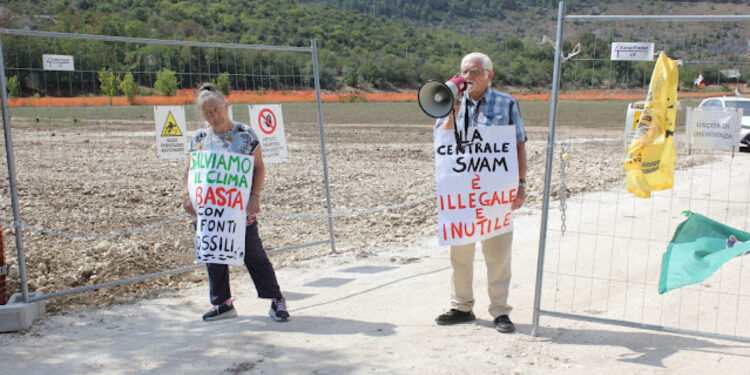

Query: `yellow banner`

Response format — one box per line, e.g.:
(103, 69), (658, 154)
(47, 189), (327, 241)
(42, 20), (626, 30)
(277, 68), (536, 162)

(623, 52), (679, 198)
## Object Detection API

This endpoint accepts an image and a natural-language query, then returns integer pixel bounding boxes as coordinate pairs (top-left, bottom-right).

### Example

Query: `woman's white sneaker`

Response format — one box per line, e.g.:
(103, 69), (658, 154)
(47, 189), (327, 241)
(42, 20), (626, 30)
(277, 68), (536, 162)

(269, 298), (289, 322)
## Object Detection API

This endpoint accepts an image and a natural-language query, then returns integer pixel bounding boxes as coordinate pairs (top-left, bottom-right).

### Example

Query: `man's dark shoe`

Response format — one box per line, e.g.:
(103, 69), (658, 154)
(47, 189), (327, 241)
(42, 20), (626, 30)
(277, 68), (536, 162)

(494, 314), (515, 333)
(202, 304), (237, 321)
(436, 309), (476, 325)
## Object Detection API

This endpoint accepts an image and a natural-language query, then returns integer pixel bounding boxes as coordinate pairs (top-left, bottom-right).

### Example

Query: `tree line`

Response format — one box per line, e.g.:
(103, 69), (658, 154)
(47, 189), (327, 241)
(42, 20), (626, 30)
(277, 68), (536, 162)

(1, 0), (747, 98)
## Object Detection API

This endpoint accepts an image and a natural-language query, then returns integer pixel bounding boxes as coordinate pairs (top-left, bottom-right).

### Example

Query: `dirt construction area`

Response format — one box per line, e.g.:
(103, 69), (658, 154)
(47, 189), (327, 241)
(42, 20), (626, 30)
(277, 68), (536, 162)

(0, 101), (715, 311)
(3, 101), (748, 374)
(0, 102), (706, 310)
(0, 103), (636, 311)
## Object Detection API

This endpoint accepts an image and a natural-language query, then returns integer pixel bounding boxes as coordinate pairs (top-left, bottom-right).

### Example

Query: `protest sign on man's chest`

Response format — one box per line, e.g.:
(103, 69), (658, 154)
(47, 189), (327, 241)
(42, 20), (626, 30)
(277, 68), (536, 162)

(434, 126), (519, 246)
(188, 150), (254, 265)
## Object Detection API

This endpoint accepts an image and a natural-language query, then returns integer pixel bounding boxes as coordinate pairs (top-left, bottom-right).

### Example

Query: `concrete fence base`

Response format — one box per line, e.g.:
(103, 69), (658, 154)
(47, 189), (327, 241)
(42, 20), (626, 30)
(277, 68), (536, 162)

(0, 292), (45, 332)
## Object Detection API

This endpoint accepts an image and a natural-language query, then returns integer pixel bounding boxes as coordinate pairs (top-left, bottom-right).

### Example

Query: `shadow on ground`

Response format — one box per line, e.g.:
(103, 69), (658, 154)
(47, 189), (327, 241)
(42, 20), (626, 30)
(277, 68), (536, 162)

(531, 324), (750, 368)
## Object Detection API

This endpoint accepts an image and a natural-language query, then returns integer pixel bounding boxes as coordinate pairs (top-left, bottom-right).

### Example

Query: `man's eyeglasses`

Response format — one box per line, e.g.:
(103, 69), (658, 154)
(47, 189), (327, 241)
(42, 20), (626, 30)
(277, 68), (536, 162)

(461, 68), (484, 76)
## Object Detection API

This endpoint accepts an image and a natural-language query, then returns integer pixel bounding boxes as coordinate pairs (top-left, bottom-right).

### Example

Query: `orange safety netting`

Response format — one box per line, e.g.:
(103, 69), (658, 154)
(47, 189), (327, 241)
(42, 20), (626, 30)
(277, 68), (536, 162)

(8, 90), (417, 107)
(6, 89), (737, 107)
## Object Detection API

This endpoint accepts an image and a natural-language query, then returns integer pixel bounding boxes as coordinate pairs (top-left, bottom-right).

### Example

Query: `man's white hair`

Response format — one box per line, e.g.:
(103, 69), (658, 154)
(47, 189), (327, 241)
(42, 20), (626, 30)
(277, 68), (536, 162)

(462, 52), (493, 73)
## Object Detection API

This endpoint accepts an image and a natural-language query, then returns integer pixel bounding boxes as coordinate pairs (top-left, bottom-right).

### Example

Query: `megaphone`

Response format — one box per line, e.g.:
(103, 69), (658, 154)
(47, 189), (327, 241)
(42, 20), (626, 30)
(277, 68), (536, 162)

(418, 76), (467, 118)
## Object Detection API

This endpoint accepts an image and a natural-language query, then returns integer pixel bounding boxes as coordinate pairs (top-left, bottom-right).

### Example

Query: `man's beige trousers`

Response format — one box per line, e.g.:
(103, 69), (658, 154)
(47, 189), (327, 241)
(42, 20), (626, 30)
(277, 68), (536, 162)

(450, 231), (513, 318)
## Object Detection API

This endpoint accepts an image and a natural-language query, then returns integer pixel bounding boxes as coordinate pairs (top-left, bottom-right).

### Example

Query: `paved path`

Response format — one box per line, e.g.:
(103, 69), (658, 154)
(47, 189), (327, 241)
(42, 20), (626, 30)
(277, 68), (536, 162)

(3, 162), (750, 373)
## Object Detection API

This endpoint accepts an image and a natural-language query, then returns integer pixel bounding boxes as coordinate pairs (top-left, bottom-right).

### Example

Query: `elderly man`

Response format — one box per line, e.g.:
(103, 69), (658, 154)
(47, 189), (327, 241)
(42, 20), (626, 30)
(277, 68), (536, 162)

(434, 52), (527, 333)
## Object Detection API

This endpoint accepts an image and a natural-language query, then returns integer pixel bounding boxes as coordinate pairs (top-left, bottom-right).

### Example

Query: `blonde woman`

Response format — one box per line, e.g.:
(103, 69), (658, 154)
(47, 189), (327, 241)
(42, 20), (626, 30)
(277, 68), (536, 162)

(182, 83), (289, 322)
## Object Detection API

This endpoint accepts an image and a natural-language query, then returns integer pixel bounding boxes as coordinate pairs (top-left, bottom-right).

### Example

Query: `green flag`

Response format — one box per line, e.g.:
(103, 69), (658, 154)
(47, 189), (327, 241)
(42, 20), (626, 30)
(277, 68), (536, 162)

(659, 211), (750, 294)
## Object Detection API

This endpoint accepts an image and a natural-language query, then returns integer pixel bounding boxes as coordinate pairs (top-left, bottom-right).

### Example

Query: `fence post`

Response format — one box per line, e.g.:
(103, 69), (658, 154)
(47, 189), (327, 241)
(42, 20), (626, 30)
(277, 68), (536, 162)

(311, 39), (337, 254)
(0, 35), (30, 303)
(531, 0), (566, 337)
(0, 224), (8, 305)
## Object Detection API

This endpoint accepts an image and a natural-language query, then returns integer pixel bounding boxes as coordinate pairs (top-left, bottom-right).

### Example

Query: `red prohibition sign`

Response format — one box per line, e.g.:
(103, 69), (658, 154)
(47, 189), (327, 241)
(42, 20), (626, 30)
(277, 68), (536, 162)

(258, 108), (277, 135)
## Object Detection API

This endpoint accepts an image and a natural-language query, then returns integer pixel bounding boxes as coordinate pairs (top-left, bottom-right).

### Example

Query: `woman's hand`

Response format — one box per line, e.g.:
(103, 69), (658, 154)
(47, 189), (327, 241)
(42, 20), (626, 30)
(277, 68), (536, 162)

(182, 165), (197, 218)
(183, 195), (197, 218)
(247, 194), (261, 217)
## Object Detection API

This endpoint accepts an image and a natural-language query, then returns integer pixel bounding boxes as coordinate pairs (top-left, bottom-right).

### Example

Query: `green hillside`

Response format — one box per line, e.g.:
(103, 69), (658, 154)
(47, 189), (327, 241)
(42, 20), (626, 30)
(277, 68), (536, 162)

(0, 0), (748, 98)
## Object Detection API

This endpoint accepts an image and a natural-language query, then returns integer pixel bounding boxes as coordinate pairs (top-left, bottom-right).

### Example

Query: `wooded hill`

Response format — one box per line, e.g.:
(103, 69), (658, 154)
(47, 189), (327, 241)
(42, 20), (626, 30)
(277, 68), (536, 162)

(1, 0), (748, 98)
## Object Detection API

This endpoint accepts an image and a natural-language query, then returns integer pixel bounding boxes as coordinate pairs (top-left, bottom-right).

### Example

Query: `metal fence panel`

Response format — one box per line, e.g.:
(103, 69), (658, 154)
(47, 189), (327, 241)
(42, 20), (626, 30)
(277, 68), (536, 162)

(533, 1), (750, 343)
(0, 31), (335, 306)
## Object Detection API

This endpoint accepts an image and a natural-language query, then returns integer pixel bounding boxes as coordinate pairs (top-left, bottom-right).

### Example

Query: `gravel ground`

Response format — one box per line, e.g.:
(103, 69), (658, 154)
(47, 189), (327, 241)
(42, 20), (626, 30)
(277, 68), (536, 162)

(0, 117), (714, 311)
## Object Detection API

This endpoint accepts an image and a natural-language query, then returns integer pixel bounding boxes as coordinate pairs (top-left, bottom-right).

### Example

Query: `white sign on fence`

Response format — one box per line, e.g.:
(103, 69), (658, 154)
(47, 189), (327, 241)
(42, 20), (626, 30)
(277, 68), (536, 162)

(625, 101), (646, 140)
(434, 126), (518, 246)
(720, 69), (741, 79)
(686, 107), (742, 151)
(611, 42), (655, 61)
(42, 54), (75, 71)
(248, 104), (288, 163)
(188, 150), (253, 266)
(153, 106), (188, 159)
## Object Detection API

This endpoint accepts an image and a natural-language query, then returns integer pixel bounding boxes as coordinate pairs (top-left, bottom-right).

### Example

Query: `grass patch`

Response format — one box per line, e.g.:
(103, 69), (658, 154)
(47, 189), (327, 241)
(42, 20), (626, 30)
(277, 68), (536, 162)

(8, 99), (702, 130)
(8, 102), (434, 128)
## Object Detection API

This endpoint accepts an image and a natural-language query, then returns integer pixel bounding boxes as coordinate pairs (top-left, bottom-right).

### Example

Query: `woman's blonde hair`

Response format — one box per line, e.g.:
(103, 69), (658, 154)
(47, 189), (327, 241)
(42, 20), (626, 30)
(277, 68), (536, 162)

(197, 82), (226, 112)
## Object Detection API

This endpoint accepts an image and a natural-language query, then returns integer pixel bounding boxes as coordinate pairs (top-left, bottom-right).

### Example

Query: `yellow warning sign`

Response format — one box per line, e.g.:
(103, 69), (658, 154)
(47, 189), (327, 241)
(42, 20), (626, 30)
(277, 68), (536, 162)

(632, 111), (642, 131)
(160, 111), (183, 136)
